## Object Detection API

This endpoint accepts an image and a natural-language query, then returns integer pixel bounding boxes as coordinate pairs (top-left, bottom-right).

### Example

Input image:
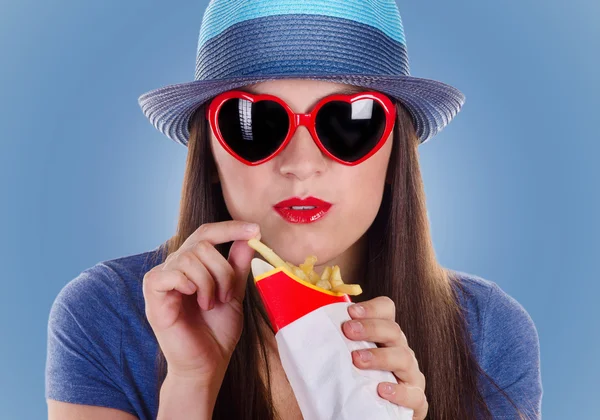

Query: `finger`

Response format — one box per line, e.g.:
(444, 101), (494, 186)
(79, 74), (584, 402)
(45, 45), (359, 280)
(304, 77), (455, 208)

(142, 268), (197, 329)
(348, 296), (396, 322)
(188, 240), (236, 303)
(162, 250), (216, 311)
(144, 266), (196, 294)
(342, 318), (406, 348)
(227, 238), (259, 306)
(377, 382), (428, 419)
(180, 220), (261, 250)
(351, 347), (424, 389)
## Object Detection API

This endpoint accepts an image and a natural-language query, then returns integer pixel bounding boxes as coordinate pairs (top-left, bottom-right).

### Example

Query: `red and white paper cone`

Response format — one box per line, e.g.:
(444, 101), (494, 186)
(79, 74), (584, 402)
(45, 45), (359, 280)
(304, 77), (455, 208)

(251, 258), (414, 420)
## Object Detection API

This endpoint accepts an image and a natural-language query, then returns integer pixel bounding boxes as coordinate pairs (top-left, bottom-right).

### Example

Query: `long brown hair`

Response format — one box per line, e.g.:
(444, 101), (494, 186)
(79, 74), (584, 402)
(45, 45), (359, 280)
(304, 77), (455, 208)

(148, 96), (528, 419)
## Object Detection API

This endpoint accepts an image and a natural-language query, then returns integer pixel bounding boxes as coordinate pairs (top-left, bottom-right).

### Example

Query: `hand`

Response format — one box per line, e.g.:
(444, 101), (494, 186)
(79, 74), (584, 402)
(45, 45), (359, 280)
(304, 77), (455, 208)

(342, 296), (429, 420)
(142, 220), (261, 387)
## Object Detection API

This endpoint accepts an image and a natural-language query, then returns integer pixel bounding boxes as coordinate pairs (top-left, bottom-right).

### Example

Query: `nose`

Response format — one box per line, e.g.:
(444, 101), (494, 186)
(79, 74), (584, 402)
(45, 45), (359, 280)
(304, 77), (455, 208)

(277, 125), (327, 181)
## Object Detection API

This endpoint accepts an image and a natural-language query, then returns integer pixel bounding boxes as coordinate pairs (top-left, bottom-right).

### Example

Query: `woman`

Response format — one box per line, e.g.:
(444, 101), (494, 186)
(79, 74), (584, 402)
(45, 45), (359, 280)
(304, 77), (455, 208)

(45, 1), (542, 419)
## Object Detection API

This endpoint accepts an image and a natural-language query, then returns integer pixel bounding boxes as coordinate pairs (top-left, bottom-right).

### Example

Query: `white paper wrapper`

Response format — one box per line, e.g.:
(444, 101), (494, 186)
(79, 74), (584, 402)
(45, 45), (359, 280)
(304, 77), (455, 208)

(252, 258), (414, 420)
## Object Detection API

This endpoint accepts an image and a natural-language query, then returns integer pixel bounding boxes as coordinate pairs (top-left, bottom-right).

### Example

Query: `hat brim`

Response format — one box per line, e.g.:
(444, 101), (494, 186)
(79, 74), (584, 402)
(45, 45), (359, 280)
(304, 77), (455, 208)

(138, 73), (465, 147)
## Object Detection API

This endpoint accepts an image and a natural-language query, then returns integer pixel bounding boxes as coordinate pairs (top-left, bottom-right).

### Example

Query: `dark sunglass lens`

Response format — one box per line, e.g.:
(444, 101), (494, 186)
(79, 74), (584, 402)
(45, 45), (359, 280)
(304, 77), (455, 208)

(315, 99), (387, 162)
(217, 98), (289, 162)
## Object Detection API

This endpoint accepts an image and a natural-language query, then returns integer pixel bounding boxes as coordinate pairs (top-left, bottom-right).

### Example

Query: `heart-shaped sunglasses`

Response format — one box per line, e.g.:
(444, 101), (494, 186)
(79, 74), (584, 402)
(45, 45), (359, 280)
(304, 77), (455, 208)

(205, 90), (396, 166)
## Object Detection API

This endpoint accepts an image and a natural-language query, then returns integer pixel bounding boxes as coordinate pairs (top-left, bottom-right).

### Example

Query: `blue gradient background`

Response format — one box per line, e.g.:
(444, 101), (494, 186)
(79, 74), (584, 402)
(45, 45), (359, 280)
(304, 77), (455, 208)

(1, 0), (598, 418)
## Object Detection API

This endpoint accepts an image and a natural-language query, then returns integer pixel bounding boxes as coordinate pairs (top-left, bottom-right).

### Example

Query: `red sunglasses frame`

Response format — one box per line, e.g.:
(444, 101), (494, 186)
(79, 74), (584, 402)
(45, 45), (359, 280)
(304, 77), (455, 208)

(205, 89), (396, 166)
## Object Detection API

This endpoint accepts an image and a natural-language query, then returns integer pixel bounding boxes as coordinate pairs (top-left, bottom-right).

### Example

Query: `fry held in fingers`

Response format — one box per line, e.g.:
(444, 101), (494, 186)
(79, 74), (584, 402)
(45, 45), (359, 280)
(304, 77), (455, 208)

(247, 238), (362, 296)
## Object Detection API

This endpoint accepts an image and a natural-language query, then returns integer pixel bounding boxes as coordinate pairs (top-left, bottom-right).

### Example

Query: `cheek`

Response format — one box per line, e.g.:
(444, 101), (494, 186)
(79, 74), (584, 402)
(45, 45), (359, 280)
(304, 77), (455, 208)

(219, 170), (259, 220)
(342, 170), (386, 219)
(348, 139), (391, 204)
(217, 164), (274, 225)
(333, 139), (391, 227)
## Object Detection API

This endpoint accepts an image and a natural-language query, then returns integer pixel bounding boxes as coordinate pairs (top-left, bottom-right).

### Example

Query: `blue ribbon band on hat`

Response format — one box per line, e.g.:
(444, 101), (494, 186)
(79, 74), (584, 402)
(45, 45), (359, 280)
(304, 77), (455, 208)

(196, 14), (410, 80)
(198, 0), (406, 49)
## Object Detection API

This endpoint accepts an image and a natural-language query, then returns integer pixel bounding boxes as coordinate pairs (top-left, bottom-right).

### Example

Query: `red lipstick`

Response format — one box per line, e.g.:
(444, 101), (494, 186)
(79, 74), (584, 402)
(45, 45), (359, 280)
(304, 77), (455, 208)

(273, 196), (333, 224)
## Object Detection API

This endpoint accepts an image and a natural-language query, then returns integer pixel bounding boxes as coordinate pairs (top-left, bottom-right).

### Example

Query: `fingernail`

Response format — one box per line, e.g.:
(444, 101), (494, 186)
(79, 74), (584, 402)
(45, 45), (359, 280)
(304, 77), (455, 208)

(244, 223), (259, 232)
(358, 350), (372, 362)
(208, 298), (215, 310)
(381, 383), (395, 395)
(350, 321), (363, 334)
(350, 304), (365, 317)
(225, 289), (233, 303)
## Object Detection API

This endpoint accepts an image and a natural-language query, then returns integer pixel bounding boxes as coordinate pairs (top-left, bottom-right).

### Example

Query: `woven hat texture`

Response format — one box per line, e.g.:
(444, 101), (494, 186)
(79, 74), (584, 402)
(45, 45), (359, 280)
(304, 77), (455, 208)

(138, 0), (465, 147)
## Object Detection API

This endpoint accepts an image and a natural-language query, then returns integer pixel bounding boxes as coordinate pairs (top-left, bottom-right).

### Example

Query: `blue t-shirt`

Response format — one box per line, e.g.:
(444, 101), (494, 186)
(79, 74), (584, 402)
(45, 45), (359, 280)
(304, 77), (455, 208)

(45, 244), (543, 419)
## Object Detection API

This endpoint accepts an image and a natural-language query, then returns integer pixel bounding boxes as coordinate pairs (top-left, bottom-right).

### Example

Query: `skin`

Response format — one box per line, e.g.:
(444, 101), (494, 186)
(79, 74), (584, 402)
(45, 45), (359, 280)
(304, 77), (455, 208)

(345, 297), (429, 419)
(209, 78), (384, 287)
(209, 79), (428, 417)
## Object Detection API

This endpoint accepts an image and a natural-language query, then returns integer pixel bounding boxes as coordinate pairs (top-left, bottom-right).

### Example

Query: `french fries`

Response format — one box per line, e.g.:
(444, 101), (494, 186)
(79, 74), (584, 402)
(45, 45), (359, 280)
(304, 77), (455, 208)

(247, 238), (362, 296)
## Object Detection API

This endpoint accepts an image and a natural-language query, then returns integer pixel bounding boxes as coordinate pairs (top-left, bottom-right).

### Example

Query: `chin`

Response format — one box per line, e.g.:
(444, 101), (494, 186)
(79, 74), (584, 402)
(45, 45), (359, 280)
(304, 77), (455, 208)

(282, 244), (339, 271)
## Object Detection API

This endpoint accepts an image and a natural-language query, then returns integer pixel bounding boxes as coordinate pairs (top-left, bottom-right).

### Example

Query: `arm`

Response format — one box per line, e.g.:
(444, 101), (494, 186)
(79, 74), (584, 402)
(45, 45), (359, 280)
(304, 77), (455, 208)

(48, 400), (138, 420)
(156, 373), (219, 420)
(45, 266), (137, 416)
(48, 375), (219, 420)
(478, 282), (543, 418)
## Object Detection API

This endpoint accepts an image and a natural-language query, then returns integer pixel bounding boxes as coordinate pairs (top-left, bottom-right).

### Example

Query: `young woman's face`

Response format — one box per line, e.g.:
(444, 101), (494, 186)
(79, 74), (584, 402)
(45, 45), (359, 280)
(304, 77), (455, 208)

(209, 79), (394, 268)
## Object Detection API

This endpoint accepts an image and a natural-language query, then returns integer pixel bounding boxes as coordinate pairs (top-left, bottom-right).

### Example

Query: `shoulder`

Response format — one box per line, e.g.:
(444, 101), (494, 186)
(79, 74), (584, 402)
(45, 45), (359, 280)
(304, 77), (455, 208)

(449, 269), (543, 416)
(449, 269), (540, 362)
(448, 270), (496, 355)
(49, 243), (166, 336)
(46, 243), (167, 412)
(99, 242), (167, 283)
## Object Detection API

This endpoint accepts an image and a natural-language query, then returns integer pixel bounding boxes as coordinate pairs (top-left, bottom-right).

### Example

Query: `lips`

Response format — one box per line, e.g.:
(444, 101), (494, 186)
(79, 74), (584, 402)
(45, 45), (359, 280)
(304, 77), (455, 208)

(274, 196), (332, 209)
(273, 196), (333, 224)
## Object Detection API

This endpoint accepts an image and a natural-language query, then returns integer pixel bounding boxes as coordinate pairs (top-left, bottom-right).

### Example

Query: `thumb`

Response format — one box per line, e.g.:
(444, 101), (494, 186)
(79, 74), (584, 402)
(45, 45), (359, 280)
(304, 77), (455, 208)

(227, 234), (260, 303)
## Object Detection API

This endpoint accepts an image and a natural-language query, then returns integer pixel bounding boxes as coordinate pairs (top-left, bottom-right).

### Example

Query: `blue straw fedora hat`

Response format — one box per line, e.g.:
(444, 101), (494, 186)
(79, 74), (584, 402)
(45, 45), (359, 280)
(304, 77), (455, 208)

(138, 0), (465, 147)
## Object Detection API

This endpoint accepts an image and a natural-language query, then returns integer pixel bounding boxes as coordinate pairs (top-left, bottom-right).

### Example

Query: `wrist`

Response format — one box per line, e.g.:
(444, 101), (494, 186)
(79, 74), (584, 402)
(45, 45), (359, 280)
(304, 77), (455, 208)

(157, 372), (223, 420)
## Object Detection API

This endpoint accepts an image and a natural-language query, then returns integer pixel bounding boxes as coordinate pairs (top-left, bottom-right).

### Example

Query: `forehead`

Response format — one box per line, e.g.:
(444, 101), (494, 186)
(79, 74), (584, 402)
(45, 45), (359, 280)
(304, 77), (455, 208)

(233, 80), (375, 113)
(238, 80), (367, 96)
